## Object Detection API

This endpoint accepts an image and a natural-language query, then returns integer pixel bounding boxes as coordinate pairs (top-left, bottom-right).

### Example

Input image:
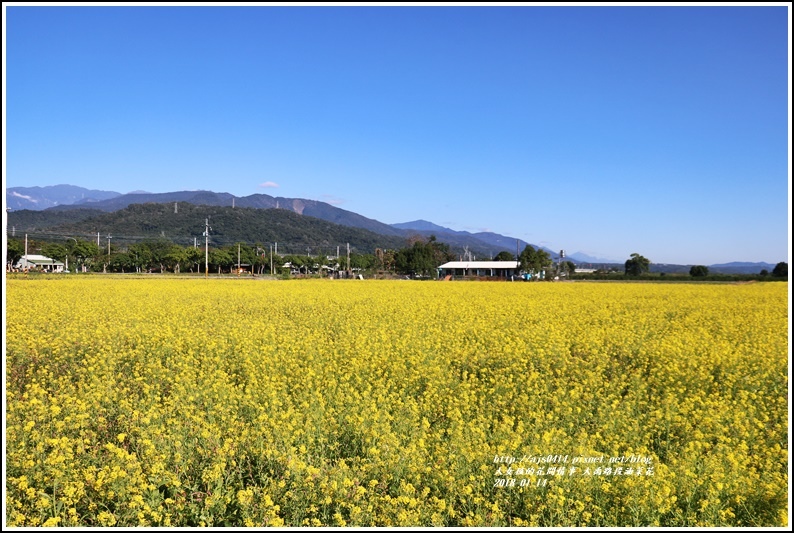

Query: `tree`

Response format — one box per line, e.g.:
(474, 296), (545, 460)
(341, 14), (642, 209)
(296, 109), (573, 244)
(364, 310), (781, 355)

(128, 243), (153, 273)
(428, 237), (455, 267)
(519, 245), (552, 276)
(42, 243), (68, 263)
(108, 252), (135, 273)
(7, 238), (25, 267)
(127, 239), (176, 272)
(771, 262), (788, 278)
(69, 239), (101, 272)
(377, 249), (396, 273)
(166, 246), (189, 273)
(227, 243), (257, 274)
(394, 236), (455, 278)
(209, 248), (233, 274)
(350, 253), (375, 271)
(395, 241), (434, 277)
(564, 261), (576, 275)
(283, 254), (307, 274)
(148, 239), (177, 273)
(185, 246), (204, 273)
(493, 251), (515, 261)
(759, 269), (769, 277)
(624, 253), (651, 276)
(689, 265), (709, 277)
(314, 248), (328, 273)
(252, 245), (277, 275)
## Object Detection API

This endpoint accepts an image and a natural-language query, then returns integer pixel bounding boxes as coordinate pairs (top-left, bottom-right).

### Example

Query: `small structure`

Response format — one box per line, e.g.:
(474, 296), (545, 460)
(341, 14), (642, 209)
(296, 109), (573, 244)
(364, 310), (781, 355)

(437, 260), (520, 279)
(14, 255), (65, 273)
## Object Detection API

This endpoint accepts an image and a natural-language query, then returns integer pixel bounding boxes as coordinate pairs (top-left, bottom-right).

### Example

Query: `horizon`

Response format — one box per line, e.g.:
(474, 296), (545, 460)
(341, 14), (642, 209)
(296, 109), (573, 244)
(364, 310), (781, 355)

(4, 4), (791, 266)
(5, 182), (787, 266)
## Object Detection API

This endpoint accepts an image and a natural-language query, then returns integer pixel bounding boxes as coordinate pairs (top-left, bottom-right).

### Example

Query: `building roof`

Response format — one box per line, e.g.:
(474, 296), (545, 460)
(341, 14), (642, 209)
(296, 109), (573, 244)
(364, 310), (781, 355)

(17, 255), (64, 266)
(438, 261), (520, 269)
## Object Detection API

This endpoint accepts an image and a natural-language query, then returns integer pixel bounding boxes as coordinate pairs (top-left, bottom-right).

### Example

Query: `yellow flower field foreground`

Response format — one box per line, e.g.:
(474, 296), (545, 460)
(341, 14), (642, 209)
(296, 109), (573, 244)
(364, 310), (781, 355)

(5, 278), (789, 527)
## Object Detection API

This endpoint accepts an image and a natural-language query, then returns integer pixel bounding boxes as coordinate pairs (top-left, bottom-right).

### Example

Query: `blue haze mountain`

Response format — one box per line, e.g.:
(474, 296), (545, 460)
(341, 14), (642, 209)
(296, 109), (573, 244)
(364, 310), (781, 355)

(6, 185), (777, 270)
(7, 184), (121, 210)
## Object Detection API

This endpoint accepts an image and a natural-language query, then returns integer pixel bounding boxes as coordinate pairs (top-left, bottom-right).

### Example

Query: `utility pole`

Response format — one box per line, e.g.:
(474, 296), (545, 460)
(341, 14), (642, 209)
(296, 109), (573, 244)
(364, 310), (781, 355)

(24, 233), (28, 260)
(347, 242), (350, 275)
(559, 250), (566, 278)
(270, 244), (273, 275)
(237, 243), (241, 274)
(97, 232), (100, 247)
(66, 237), (76, 274)
(107, 234), (112, 255)
(203, 218), (210, 278)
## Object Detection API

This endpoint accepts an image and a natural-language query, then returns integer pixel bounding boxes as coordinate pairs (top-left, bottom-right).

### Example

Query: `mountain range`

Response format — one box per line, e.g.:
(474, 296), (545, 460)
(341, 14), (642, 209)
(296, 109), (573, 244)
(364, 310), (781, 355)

(7, 185), (122, 210)
(6, 185), (546, 259)
(4, 185), (778, 272)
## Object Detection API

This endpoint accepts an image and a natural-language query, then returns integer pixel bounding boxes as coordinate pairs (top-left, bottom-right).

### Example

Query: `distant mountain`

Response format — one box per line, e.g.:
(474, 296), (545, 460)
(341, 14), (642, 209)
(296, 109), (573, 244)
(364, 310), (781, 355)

(18, 189), (513, 256)
(471, 232), (529, 255)
(7, 185), (122, 210)
(708, 262), (777, 274)
(44, 190), (407, 237)
(709, 261), (777, 269)
(391, 220), (452, 233)
(392, 220), (533, 258)
(568, 252), (622, 264)
(46, 190), (236, 212)
(7, 202), (409, 255)
(7, 185), (779, 267)
(6, 187), (547, 257)
(6, 189), (501, 255)
(647, 262), (779, 275)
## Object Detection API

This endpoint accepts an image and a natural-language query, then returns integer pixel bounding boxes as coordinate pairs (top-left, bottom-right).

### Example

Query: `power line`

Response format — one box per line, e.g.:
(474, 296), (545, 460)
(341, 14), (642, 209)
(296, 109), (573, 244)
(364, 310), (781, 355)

(7, 229), (400, 256)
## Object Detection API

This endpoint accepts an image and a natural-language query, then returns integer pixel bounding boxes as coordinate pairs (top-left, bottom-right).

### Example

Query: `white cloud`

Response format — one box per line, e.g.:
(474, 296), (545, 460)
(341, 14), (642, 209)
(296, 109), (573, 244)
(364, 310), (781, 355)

(259, 181), (279, 188)
(11, 191), (37, 202)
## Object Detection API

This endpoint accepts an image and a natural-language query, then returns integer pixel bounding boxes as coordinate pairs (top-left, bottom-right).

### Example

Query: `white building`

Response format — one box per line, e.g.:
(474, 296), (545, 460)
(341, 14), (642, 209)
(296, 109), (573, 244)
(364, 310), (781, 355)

(14, 255), (65, 273)
(438, 260), (521, 279)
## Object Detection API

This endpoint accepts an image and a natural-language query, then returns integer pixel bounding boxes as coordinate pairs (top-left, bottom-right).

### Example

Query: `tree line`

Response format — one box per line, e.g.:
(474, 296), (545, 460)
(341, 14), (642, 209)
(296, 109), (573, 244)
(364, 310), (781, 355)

(8, 236), (787, 281)
(6, 236), (381, 275)
(6, 235), (564, 279)
(623, 253), (787, 279)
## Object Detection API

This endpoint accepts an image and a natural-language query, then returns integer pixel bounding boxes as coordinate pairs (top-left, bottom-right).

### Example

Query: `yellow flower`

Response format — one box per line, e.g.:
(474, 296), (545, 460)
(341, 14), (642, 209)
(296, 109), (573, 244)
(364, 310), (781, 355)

(5, 279), (787, 527)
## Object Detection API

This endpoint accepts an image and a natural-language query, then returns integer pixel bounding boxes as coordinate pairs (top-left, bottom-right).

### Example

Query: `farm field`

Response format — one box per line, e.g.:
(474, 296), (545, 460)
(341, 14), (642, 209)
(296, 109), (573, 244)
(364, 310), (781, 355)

(4, 278), (789, 527)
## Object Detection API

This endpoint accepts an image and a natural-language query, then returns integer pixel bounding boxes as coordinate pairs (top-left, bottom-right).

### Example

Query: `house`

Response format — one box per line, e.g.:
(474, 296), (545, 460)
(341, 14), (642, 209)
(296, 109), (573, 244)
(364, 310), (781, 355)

(437, 260), (521, 279)
(14, 255), (65, 273)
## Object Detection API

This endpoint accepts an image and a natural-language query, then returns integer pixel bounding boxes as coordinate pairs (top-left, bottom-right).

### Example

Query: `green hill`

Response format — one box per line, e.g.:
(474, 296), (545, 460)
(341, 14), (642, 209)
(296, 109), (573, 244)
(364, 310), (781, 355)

(8, 202), (409, 255)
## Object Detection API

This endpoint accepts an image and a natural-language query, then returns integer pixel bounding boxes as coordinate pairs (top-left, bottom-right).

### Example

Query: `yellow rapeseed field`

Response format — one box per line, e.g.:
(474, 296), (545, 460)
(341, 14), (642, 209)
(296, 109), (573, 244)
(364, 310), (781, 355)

(4, 277), (789, 526)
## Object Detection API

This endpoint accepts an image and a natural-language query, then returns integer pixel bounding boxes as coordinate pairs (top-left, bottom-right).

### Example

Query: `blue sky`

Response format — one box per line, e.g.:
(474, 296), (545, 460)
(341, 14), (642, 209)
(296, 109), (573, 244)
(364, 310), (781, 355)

(4, 4), (791, 265)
